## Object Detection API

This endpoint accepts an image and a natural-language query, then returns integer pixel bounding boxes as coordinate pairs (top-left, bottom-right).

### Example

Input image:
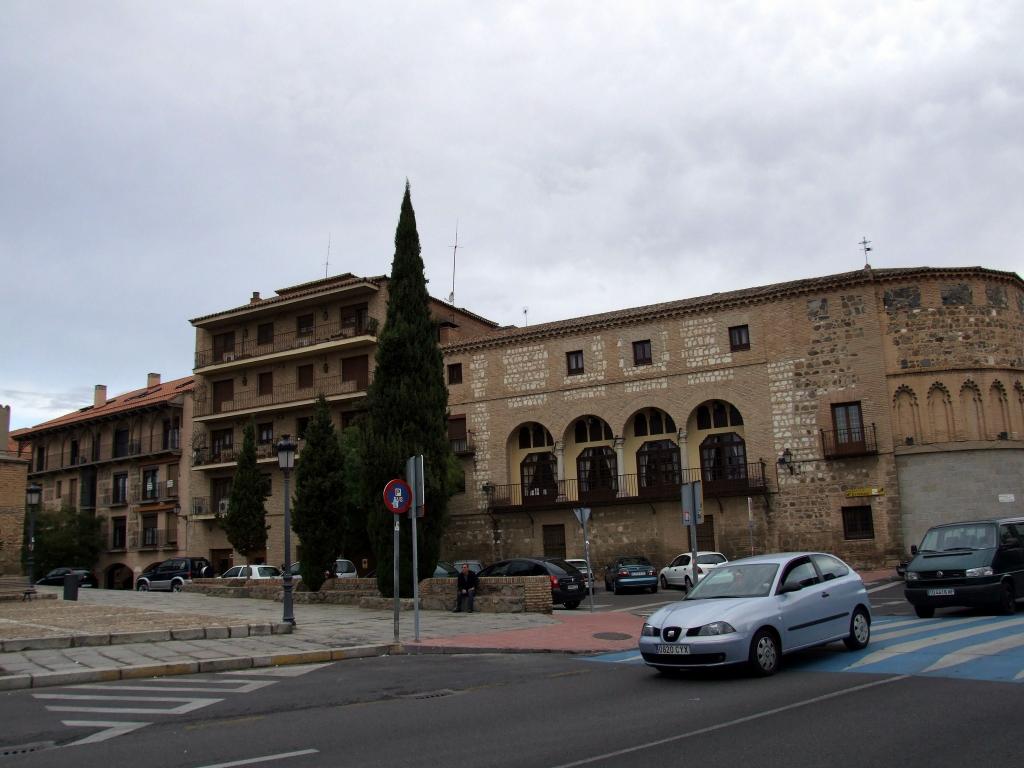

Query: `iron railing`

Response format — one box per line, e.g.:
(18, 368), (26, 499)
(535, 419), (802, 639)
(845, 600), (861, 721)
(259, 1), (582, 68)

(195, 316), (379, 369)
(820, 423), (878, 459)
(193, 372), (372, 418)
(486, 463), (767, 510)
(450, 437), (475, 456)
(129, 529), (178, 550)
(192, 441), (279, 467)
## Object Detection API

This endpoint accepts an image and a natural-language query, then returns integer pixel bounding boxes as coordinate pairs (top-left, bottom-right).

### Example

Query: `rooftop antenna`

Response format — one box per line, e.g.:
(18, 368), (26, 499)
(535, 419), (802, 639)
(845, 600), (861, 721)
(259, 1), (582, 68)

(325, 233), (331, 278)
(448, 220), (460, 304)
(522, 306), (529, 326)
(859, 236), (872, 268)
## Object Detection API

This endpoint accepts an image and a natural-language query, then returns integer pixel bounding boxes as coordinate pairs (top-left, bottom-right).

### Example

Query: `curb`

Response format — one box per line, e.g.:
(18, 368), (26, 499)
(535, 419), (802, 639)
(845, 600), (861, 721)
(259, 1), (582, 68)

(0, 643), (397, 691)
(398, 644), (586, 656)
(0, 622), (292, 653)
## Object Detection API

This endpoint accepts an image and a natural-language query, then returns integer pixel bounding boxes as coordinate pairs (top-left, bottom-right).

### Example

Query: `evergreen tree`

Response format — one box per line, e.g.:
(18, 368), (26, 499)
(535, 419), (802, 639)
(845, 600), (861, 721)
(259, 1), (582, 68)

(292, 395), (348, 591)
(223, 421), (269, 561)
(360, 181), (453, 597)
(33, 503), (103, 577)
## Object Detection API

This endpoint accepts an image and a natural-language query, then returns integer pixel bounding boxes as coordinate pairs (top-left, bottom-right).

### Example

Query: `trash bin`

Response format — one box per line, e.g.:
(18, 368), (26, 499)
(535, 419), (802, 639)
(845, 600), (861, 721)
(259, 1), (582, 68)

(63, 573), (79, 601)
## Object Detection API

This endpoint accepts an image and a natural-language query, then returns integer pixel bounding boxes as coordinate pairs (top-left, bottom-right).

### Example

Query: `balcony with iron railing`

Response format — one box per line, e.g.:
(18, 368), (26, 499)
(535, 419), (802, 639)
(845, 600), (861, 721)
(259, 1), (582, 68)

(190, 496), (217, 520)
(485, 462), (767, 511)
(195, 316), (379, 369)
(30, 431), (183, 477)
(192, 441), (280, 468)
(820, 424), (878, 459)
(129, 529), (178, 550)
(193, 373), (372, 419)
(450, 436), (475, 456)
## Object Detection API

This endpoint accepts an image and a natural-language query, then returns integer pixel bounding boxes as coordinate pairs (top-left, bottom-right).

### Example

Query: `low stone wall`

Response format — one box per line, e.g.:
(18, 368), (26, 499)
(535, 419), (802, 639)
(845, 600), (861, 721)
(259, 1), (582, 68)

(186, 575), (553, 613)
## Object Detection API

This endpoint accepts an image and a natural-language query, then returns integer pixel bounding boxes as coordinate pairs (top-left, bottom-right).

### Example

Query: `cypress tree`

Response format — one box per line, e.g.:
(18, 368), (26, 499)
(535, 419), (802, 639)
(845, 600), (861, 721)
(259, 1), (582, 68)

(292, 395), (347, 591)
(360, 181), (453, 597)
(223, 421), (268, 561)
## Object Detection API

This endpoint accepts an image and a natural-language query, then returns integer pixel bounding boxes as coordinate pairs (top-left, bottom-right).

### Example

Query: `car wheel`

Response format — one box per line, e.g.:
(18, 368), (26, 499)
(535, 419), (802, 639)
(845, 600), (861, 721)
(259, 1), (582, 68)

(748, 628), (780, 676)
(684, 576), (693, 591)
(563, 600), (580, 610)
(914, 605), (935, 619)
(171, 581), (183, 593)
(136, 582), (149, 592)
(843, 607), (871, 650)
(995, 582), (1016, 615)
(660, 575), (669, 589)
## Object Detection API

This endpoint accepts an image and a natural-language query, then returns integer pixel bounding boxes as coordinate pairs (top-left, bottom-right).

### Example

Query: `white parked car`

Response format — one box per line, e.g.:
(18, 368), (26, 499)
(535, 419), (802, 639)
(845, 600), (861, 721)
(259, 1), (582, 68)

(219, 564), (283, 579)
(659, 551), (728, 590)
(565, 558), (594, 588)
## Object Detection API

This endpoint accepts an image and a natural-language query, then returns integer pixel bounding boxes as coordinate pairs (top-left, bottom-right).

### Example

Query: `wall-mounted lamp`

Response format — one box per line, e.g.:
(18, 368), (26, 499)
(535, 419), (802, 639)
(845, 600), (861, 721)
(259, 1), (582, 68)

(777, 448), (797, 475)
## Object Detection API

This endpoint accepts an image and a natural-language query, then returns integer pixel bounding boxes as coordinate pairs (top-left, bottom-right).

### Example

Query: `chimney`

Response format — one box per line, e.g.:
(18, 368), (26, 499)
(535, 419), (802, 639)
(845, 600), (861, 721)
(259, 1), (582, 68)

(94, 385), (107, 408)
(250, 291), (261, 304)
(148, 372), (161, 388)
(0, 405), (9, 452)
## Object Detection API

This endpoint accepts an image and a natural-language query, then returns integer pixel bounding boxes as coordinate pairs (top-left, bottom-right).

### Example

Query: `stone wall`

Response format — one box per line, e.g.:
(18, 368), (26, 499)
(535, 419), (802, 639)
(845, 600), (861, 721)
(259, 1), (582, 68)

(0, 458), (28, 575)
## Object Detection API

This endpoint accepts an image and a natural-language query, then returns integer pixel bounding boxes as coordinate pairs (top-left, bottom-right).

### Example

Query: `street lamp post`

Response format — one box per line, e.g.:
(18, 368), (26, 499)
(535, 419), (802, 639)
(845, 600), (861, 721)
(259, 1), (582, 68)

(277, 435), (297, 626)
(25, 483), (42, 599)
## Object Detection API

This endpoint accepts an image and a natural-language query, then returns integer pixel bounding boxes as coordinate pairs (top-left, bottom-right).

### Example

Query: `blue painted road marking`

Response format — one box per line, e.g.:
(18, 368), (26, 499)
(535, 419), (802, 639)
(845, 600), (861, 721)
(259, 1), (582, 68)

(581, 616), (1024, 683)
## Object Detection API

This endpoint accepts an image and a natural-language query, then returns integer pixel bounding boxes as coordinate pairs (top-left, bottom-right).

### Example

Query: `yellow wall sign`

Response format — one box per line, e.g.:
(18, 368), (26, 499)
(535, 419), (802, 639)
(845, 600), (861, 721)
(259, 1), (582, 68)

(845, 487), (885, 498)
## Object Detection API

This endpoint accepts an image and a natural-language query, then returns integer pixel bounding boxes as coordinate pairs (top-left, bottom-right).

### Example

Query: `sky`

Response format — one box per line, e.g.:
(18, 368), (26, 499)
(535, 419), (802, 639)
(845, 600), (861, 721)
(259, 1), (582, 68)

(2, 2), (1022, 430)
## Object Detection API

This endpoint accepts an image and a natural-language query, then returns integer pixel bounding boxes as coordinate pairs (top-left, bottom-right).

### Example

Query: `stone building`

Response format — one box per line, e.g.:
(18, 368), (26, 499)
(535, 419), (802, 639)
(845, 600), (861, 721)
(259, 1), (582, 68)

(0, 406), (30, 575)
(15, 375), (194, 588)
(188, 272), (498, 574)
(441, 266), (1024, 571)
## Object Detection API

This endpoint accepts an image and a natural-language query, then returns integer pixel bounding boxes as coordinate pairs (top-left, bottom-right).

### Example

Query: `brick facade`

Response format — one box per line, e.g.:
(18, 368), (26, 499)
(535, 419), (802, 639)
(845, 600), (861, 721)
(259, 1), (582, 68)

(440, 267), (1024, 571)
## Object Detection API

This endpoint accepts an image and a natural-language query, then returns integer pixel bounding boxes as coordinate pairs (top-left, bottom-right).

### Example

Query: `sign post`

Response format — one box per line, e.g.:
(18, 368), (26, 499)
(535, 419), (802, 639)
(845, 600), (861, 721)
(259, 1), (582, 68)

(383, 479), (412, 643)
(681, 481), (703, 589)
(573, 507), (594, 612)
(406, 455), (425, 642)
(747, 496), (755, 556)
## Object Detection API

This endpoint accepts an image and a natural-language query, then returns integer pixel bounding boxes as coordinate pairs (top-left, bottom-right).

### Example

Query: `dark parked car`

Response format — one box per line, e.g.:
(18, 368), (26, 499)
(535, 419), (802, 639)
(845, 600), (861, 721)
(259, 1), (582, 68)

(136, 557), (212, 592)
(36, 567), (97, 588)
(478, 557), (586, 609)
(604, 555), (658, 594)
(904, 516), (1024, 617)
(453, 559), (485, 574)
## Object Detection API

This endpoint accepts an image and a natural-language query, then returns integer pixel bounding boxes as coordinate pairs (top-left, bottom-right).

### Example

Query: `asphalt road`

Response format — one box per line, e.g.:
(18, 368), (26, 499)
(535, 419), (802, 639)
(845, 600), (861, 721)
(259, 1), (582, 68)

(1, 623), (1019, 768)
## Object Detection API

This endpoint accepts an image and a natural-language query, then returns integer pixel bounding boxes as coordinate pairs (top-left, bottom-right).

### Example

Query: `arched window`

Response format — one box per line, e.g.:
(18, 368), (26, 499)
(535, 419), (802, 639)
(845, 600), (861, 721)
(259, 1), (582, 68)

(637, 439), (681, 494)
(634, 413), (648, 437)
(573, 416), (612, 444)
(577, 447), (618, 499)
(521, 452), (557, 504)
(519, 426), (531, 449)
(728, 405), (743, 426)
(519, 423), (553, 449)
(650, 410), (664, 434)
(697, 406), (711, 430)
(665, 414), (677, 433)
(700, 432), (748, 492)
(712, 402), (728, 428)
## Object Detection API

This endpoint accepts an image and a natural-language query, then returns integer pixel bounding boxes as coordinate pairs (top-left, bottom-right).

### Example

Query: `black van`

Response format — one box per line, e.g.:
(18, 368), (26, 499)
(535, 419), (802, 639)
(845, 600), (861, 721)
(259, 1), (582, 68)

(903, 517), (1024, 618)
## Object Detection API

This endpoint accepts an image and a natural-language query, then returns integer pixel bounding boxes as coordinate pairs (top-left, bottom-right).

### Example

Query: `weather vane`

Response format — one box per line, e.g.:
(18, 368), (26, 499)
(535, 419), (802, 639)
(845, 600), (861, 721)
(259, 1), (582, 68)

(859, 236), (872, 268)
(448, 221), (460, 304)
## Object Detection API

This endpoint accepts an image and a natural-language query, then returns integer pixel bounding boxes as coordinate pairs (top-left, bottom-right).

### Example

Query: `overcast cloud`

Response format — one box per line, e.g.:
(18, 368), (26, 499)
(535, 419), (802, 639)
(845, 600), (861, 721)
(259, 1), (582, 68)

(2, 1), (1022, 429)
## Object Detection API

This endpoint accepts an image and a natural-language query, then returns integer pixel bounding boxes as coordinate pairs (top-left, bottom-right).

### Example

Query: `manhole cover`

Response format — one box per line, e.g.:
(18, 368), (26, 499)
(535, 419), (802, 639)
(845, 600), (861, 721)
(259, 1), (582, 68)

(0, 742), (55, 758)
(403, 688), (457, 700)
(592, 632), (632, 641)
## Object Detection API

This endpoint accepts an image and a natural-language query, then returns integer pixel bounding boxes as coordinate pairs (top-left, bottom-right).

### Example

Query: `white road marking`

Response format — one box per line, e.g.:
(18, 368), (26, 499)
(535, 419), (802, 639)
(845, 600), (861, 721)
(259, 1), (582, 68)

(548, 675), (909, 768)
(614, 654), (642, 663)
(41, 695), (223, 715)
(867, 582), (901, 594)
(71, 680), (275, 693)
(611, 600), (676, 613)
(62, 721), (151, 746)
(847, 616), (1024, 669)
(221, 663), (333, 677)
(921, 632), (1024, 672)
(193, 749), (319, 768)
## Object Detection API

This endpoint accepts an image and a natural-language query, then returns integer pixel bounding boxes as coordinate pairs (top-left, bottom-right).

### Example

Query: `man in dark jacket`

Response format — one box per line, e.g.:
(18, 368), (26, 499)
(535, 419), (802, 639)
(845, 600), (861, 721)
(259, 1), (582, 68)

(454, 563), (479, 613)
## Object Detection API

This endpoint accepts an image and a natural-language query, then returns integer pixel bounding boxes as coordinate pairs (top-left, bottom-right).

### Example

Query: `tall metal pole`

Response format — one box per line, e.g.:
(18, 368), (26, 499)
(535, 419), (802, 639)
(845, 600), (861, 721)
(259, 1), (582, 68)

(582, 516), (594, 613)
(27, 502), (36, 594)
(393, 517), (400, 643)
(281, 467), (295, 625)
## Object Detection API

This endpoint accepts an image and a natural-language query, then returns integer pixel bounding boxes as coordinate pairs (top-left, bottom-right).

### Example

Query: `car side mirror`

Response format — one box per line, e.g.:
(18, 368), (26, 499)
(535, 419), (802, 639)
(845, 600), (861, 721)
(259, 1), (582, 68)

(779, 582), (802, 594)
(910, 545), (918, 556)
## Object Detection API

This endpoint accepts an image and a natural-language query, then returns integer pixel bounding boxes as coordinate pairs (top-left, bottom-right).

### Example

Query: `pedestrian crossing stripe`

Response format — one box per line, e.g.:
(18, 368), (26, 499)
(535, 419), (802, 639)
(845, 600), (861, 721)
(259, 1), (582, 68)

(580, 615), (1024, 684)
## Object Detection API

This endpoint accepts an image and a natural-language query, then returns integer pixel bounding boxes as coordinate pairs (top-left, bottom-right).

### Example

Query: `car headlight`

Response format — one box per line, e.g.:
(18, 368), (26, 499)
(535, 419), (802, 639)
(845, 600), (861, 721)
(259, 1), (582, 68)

(697, 621), (736, 636)
(641, 623), (660, 637)
(966, 566), (994, 578)
(905, 572), (919, 581)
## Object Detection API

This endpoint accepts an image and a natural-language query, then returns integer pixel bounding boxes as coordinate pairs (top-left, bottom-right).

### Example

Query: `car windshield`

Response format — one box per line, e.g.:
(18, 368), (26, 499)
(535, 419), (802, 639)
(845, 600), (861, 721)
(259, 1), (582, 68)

(543, 559), (577, 575)
(686, 563), (779, 599)
(920, 523), (997, 552)
(618, 557), (651, 566)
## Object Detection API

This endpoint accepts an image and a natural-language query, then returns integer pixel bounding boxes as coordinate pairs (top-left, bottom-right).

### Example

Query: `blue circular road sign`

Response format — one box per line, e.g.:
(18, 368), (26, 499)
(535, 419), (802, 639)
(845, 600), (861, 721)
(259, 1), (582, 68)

(383, 479), (413, 515)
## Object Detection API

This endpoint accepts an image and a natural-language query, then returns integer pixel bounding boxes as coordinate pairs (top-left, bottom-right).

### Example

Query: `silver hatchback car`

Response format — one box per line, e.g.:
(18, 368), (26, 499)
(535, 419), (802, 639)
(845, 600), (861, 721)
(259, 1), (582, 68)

(639, 552), (871, 676)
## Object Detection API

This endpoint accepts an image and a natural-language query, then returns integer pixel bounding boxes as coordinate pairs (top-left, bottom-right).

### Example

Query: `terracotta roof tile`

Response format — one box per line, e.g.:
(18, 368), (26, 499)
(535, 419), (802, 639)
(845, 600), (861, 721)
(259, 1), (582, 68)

(19, 376), (195, 437)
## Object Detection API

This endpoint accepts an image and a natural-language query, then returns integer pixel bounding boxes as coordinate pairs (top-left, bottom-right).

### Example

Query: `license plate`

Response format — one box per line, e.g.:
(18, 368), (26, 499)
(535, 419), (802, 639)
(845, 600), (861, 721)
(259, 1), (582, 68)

(566, 584), (578, 590)
(927, 588), (954, 596)
(657, 644), (690, 655)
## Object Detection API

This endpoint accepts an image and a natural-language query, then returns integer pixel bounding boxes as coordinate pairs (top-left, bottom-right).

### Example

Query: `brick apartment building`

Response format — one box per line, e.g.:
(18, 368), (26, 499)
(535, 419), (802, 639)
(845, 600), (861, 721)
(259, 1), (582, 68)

(15, 375), (194, 588)
(441, 266), (1024, 571)
(0, 406), (30, 575)
(188, 272), (498, 574)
